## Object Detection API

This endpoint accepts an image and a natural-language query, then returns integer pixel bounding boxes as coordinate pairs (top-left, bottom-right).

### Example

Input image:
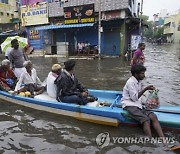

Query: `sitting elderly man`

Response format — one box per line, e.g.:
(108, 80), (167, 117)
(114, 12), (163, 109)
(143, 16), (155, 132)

(46, 64), (62, 98)
(0, 59), (17, 91)
(14, 60), (44, 96)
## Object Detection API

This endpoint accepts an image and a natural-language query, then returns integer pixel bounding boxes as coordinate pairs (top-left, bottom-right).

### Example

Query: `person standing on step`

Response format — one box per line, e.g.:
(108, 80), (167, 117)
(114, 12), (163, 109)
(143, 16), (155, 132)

(130, 43), (145, 66)
(9, 39), (28, 79)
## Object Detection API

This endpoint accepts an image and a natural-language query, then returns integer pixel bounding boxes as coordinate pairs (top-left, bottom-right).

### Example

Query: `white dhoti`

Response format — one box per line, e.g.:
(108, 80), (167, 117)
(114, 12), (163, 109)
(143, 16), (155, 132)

(14, 67), (26, 79)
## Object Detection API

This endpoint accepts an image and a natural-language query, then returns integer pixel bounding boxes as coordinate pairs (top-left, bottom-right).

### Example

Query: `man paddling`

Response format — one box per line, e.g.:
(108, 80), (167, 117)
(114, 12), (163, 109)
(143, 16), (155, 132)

(121, 65), (165, 139)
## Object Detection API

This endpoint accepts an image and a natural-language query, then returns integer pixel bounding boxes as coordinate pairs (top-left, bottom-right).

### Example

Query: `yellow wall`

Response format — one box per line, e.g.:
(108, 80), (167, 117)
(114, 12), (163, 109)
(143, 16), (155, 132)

(164, 13), (180, 43)
(0, 0), (18, 23)
(164, 16), (176, 34)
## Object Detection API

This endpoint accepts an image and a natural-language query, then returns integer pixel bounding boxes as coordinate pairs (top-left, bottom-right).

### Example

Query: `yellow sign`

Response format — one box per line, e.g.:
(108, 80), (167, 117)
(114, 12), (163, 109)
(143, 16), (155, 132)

(65, 18), (95, 24)
(65, 19), (79, 24)
(21, 2), (49, 26)
(80, 18), (95, 23)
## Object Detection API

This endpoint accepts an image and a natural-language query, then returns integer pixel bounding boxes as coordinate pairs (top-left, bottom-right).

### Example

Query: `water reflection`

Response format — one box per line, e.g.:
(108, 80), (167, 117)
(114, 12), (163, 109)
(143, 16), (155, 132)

(0, 43), (179, 153)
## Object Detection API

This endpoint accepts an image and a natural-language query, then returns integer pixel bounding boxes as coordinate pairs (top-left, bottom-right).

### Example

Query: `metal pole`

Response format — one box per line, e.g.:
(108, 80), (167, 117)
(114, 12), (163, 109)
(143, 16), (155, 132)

(14, 2), (21, 30)
(98, 0), (101, 60)
(64, 32), (68, 58)
(139, 0), (143, 40)
(18, 1), (21, 30)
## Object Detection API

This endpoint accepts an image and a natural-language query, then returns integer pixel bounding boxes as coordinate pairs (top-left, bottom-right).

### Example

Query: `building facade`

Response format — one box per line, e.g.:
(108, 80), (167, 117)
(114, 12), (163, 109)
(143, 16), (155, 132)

(164, 12), (180, 44)
(19, 0), (51, 49)
(0, 0), (19, 31)
(20, 0), (141, 55)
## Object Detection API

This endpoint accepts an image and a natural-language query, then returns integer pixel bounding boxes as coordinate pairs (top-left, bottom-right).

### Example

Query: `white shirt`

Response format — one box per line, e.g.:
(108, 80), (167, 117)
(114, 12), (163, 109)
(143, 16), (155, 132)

(78, 43), (83, 50)
(121, 76), (143, 109)
(5, 47), (13, 58)
(15, 68), (42, 91)
(47, 72), (58, 98)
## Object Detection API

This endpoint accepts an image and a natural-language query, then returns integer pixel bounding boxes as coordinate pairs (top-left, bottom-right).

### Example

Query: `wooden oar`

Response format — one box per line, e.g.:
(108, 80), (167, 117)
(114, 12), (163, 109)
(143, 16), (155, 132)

(101, 102), (180, 114)
(170, 145), (180, 151)
(147, 108), (180, 114)
(164, 145), (180, 151)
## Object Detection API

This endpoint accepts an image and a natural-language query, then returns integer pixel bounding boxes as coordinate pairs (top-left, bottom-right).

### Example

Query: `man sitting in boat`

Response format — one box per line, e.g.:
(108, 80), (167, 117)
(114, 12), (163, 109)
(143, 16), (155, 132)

(0, 59), (17, 91)
(55, 60), (97, 105)
(121, 64), (165, 138)
(14, 60), (44, 96)
(46, 64), (62, 98)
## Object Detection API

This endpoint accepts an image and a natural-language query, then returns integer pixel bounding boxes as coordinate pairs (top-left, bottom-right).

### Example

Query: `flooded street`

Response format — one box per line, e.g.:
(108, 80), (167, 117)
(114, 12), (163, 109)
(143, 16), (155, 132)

(0, 43), (179, 153)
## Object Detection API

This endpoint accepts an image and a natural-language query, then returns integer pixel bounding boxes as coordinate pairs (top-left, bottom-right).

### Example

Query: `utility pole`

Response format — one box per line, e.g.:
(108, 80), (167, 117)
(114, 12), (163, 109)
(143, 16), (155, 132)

(139, 0), (143, 40)
(98, 0), (101, 60)
(14, 1), (21, 30)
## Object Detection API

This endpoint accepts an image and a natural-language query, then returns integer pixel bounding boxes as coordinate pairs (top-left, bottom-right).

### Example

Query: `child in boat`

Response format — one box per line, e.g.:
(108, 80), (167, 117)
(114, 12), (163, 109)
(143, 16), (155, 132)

(14, 60), (44, 96)
(121, 65), (165, 139)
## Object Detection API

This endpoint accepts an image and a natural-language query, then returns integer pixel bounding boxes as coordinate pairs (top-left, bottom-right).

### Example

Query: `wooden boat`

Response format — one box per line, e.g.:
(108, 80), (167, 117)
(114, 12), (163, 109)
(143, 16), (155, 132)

(0, 89), (179, 131)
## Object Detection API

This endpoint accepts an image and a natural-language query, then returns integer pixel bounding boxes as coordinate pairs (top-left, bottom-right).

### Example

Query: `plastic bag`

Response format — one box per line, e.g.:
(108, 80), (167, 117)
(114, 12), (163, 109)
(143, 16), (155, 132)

(6, 78), (14, 87)
(145, 89), (160, 109)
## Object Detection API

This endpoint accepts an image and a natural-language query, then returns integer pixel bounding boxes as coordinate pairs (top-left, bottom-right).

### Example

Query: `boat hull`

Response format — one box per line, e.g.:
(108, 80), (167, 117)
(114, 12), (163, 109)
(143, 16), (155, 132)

(0, 90), (179, 131)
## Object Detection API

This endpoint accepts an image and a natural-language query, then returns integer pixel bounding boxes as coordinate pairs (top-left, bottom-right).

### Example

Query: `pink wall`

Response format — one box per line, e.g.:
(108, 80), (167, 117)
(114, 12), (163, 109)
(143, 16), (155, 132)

(22, 0), (44, 5)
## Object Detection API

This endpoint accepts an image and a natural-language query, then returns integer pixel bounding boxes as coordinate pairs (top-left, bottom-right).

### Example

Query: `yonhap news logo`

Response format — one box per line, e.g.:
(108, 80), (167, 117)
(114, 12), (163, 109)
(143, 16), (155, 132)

(96, 132), (176, 148)
(96, 132), (110, 148)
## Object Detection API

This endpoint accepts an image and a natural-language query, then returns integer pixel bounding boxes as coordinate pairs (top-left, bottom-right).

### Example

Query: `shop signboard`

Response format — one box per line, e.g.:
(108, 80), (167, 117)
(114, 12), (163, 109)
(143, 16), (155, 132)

(29, 29), (40, 40)
(21, 2), (49, 26)
(64, 4), (95, 24)
(131, 35), (142, 50)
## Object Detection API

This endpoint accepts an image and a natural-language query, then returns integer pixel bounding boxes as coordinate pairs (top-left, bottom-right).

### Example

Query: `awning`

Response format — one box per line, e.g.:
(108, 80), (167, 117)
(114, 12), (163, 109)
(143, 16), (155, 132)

(10, 18), (20, 24)
(35, 23), (94, 30)
(0, 30), (18, 37)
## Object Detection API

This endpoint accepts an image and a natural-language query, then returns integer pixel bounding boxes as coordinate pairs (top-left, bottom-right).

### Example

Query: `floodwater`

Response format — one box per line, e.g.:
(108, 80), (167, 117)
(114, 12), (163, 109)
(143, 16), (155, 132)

(0, 43), (179, 153)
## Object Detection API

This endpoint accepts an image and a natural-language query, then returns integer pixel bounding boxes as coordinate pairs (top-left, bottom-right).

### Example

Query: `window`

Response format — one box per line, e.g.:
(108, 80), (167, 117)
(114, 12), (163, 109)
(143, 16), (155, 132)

(1, 0), (8, 4)
(7, 13), (9, 16)
(0, 12), (4, 16)
(178, 24), (180, 31)
(0, 0), (8, 4)
(11, 14), (14, 18)
(171, 22), (175, 28)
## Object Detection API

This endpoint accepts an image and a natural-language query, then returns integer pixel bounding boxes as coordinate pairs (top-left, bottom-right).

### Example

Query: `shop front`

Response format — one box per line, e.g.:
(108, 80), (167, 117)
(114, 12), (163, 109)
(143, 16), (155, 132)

(20, 2), (49, 50)
(36, 21), (126, 56)
(35, 3), (132, 56)
(36, 23), (96, 55)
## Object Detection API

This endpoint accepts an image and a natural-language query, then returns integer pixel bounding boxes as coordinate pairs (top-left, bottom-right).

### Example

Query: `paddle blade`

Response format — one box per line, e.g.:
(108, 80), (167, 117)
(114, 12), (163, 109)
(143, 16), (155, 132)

(170, 145), (180, 151)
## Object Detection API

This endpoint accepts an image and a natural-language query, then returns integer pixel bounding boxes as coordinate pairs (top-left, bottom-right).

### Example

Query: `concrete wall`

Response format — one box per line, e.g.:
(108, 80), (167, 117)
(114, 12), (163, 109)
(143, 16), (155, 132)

(49, 0), (130, 17)
(164, 13), (180, 43)
(174, 13), (180, 43)
(0, 0), (18, 23)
